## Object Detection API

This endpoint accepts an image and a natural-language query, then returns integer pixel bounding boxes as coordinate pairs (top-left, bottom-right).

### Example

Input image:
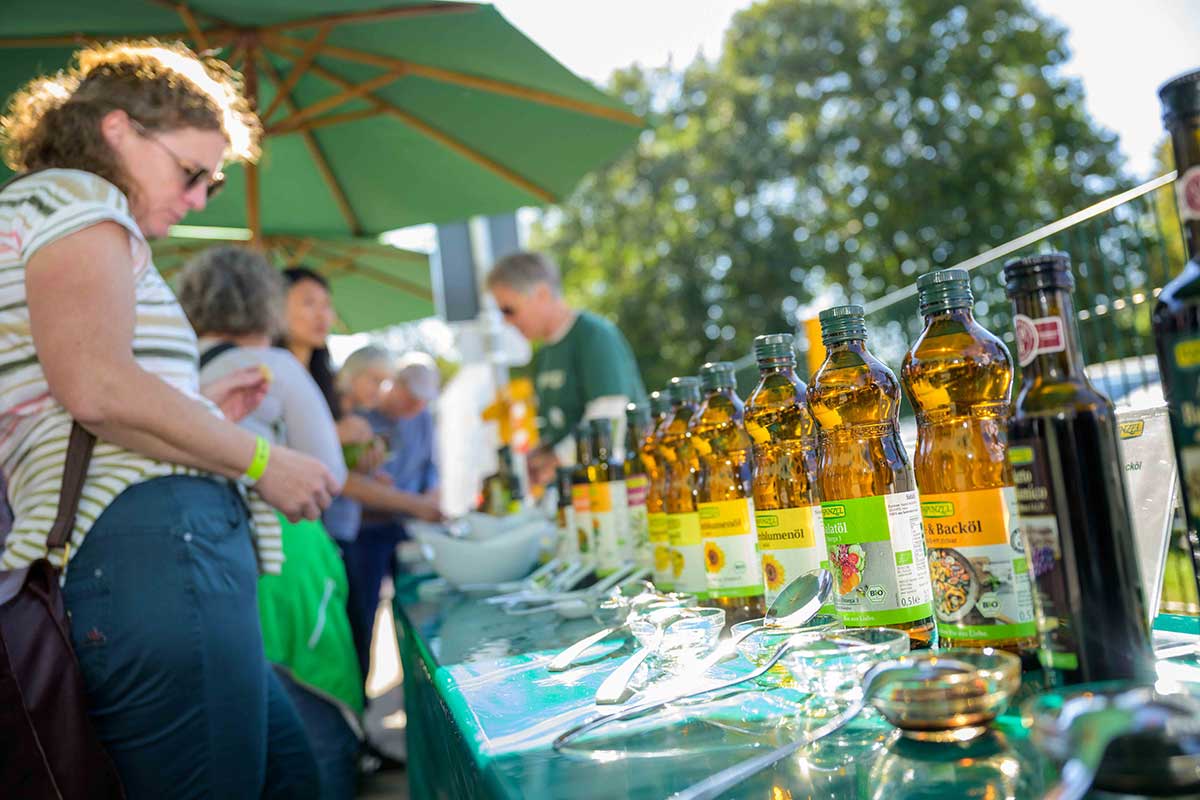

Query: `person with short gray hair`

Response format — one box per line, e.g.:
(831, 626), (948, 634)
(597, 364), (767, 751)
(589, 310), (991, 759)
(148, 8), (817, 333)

(176, 244), (286, 340)
(485, 250), (645, 485)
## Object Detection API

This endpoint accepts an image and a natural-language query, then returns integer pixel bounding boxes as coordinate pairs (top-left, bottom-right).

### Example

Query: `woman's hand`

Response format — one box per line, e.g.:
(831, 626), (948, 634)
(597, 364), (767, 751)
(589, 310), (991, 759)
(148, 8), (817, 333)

(408, 490), (445, 523)
(202, 366), (270, 422)
(255, 444), (341, 522)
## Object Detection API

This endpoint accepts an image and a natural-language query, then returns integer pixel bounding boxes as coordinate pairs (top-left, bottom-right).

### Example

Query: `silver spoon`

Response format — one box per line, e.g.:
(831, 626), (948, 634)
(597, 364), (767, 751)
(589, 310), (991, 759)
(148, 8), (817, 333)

(670, 656), (976, 800)
(593, 608), (687, 704)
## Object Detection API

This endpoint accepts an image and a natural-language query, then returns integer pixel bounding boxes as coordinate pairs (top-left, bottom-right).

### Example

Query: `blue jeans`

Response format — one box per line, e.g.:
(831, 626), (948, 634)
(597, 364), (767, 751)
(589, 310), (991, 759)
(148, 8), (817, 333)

(276, 668), (359, 800)
(338, 520), (405, 683)
(62, 476), (319, 799)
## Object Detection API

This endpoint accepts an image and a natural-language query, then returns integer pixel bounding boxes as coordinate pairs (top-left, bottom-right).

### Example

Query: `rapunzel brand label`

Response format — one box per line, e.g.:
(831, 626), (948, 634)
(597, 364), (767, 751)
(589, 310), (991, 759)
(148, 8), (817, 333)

(821, 491), (934, 627)
(1174, 165), (1200, 222)
(556, 505), (578, 560)
(698, 499), (763, 598)
(1014, 314), (1066, 367)
(667, 511), (706, 596)
(1010, 438), (1078, 671)
(919, 487), (1036, 642)
(755, 505), (830, 607)
(648, 512), (673, 588)
(626, 475), (651, 566)
(571, 484), (594, 561)
(590, 480), (628, 576)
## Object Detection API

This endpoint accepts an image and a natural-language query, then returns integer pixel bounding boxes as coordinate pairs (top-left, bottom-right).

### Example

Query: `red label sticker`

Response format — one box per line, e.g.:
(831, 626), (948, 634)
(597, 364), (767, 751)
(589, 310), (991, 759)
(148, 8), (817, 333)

(1015, 314), (1065, 367)
(1177, 166), (1200, 222)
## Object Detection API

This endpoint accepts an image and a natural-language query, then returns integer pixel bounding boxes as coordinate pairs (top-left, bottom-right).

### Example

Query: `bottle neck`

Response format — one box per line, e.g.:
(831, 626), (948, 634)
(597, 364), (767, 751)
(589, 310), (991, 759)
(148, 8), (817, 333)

(826, 337), (868, 356)
(1169, 114), (1200, 261)
(922, 305), (973, 326)
(576, 439), (590, 464)
(1011, 286), (1086, 382)
(756, 359), (797, 378)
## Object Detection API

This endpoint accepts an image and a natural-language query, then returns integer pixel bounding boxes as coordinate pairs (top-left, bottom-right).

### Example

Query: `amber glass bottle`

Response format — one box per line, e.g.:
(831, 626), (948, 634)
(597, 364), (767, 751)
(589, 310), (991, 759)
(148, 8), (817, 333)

(1004, 253), (1153, 685)
(554, 465), (577, 561)
(692, 361), (765, 623)
(571, 422), (595, 572)
(660, 376), (707, 598)
(744, 333), (830, 610)
(808, 305), (937, 649)
(624, 402), (652, 569)
(901, 269), (1037, 655)
(643, 390), (674, 589)
(587, 418), (628, 577)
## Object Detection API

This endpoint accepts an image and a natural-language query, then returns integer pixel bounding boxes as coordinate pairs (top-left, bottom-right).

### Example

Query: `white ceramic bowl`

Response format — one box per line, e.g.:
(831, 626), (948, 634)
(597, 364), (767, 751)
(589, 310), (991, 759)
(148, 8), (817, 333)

(410, 518), (551, 589)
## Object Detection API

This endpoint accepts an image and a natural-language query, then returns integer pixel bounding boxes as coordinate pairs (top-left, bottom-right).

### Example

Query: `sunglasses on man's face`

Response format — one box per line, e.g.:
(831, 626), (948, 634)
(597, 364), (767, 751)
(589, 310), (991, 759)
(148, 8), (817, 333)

(131, 119), (226, 199)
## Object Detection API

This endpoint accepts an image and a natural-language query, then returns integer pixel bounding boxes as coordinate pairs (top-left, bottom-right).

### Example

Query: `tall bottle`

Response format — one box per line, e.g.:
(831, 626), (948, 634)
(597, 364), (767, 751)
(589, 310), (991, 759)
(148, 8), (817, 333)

(643, 390), (675, 590)
(1004, 253), (1154, 684)
(660, 376), (707, 598)
(571, 422), (596, 572)
(808, 305), (937, 648)
(554, 465), (578, 562)
(587, 418), (628, 577)
(624, 402), (653, 570)
(692, 361), (766, 623)
(744, 333), (830, 610)
(901, 270), (1037, 655)
(1153, 69), (1200, 598)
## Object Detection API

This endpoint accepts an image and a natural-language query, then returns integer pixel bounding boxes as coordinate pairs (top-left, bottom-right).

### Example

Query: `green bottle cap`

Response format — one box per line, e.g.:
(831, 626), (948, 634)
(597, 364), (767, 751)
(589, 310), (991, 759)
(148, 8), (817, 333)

(818, 304), (867, 345)
(754, 333), (795, 363)
(649, 390), (670, 417)
(625, 401), (650, 425)
(916, 268), (974, 317)
(699, 361), (737, 391)
(1002, 252), (1074, 297)
(668, 376), (701, 403)
(1159, 69), (1200, 124)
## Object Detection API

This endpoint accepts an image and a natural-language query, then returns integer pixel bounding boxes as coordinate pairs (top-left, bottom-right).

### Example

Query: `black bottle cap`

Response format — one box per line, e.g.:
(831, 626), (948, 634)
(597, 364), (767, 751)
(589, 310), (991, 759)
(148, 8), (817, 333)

(1002, 252), (1075, 296)
(1159, 69), (1200, 125)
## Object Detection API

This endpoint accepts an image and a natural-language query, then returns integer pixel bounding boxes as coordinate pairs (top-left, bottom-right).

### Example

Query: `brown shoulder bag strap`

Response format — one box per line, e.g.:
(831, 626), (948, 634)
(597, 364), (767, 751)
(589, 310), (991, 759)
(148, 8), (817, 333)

(46, 424), (97, 554)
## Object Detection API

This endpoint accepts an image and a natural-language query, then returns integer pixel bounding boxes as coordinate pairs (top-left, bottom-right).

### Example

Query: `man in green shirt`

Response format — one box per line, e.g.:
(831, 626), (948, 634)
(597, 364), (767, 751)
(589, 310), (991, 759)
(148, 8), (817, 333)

(486, 251), (645, 484)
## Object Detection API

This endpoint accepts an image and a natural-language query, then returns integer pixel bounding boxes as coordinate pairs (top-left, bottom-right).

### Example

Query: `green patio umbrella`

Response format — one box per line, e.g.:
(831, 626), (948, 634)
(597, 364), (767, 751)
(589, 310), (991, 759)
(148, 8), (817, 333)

(0, 1), (643, 240)
(153, 232), (434, 333)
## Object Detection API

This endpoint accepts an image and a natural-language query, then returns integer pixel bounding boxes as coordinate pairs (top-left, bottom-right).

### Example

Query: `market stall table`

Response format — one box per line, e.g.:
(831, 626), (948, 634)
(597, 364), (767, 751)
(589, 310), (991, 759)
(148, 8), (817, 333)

(393, 576), (1200, 799)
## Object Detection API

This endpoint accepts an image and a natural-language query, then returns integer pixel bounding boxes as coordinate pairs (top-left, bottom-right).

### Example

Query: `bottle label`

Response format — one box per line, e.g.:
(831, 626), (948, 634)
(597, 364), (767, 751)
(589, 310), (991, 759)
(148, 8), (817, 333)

(1014, 313), (1066, 367)
(1162, 331), (1200, 577)
(667, 511), (706, 596)
(821, 491), (935, 627)
(591, 480), (628, 575)
(1009, 440), (1079, 671)
(1174, 165), (1200, 222)
(698, 499), (763, 598)
(556, 505), (578, 560)
(755, 505), (830, 607)
(626, 475), (651, 566)
(648, 512), (673, 586)
(571, 484), (593, 558)
(919, 487), (1037, 642)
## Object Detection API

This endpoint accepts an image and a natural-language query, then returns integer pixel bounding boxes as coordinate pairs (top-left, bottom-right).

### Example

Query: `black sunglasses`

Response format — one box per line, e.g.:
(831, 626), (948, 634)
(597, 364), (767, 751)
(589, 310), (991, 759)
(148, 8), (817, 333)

(131, 119), (226, 199)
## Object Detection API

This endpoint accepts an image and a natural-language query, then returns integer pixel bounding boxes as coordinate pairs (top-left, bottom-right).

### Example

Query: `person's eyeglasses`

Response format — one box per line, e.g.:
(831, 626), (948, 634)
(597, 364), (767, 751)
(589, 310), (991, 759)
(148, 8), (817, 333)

(499, 305), (516, 317)
(130, 119), (226, 199)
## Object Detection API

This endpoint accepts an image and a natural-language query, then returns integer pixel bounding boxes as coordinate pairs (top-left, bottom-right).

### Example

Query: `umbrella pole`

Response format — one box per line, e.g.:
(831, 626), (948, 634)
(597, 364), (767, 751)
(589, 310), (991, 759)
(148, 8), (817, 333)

(243, 37), (263, 247)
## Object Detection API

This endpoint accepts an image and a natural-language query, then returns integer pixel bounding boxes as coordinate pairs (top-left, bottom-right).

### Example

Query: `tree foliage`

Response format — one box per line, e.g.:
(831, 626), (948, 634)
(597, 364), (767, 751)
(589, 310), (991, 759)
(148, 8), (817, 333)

(533, 0), (1131, 390)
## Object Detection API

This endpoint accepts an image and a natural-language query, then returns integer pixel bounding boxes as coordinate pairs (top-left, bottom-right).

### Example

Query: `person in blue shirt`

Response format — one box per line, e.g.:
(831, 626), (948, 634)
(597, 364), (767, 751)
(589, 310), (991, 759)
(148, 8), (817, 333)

(341, 352), (441, 681)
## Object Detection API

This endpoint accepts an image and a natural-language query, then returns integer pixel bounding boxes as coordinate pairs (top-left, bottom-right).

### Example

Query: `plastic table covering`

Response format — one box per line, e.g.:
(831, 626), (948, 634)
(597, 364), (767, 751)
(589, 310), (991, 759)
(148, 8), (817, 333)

(393, 577), (1200, 800)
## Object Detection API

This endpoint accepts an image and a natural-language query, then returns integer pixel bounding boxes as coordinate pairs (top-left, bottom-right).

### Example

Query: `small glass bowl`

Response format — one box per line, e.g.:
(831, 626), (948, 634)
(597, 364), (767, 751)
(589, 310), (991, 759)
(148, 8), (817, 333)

(628, 606), (725, 667)
(782, 628), (911, 712)
(592, 591), (696, 628)
(730, 614), (843, 683)
(867, 647), (1021, 742)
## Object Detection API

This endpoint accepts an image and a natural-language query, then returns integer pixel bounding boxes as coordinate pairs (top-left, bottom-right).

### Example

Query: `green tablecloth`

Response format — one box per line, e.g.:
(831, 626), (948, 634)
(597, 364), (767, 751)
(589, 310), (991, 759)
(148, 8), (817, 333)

(393, 577), (1200, 799)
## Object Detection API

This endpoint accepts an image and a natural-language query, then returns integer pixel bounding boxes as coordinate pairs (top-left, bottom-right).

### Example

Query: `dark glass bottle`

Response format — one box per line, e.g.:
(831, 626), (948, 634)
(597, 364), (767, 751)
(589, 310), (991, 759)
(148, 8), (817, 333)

(624, 402), (652, 570)
(554, 466), (577, 560)
(571, 422), (595, 572)
(1004, 252), (1154, 685)
(587, 418), (628, 577)
(1152, 69), (1200, 599)
(692, 361), (765, 623)
(808, 305), (937, 648)
(901, 269), (1037, 656)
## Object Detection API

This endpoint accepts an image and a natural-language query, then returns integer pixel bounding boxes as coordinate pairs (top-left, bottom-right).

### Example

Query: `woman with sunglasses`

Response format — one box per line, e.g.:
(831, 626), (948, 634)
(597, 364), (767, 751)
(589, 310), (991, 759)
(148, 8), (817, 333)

(0, 42), (338, 797)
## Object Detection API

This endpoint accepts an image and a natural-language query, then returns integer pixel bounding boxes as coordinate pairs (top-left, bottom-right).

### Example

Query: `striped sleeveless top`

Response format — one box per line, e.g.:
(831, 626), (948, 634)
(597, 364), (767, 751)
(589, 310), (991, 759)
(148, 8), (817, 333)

(0, 169), (283, 574)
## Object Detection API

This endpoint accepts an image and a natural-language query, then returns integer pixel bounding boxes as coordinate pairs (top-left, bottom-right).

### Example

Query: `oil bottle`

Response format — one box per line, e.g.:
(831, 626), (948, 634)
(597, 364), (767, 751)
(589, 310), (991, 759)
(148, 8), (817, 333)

(901, 269), (1037, 656)
(587, 418), (628, 577)
(624, 402), (653, 570)
(744, 333), (830, 610)
(808, 305), (937, 649)
(571, 421), (595, 573)
(660, 376), (707, 599)
(643, 390), (674, 589)
(554, 465), (577, 562)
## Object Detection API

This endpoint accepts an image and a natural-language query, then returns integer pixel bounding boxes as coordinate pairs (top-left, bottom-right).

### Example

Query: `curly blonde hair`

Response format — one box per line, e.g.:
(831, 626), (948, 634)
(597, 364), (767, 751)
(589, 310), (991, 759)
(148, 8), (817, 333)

(0, 39), (261, 198)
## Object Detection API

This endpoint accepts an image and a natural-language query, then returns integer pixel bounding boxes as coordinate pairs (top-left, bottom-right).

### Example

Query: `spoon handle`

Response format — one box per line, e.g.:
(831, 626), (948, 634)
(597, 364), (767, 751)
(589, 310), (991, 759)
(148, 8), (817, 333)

(669, 700), (864, 800)
(548, 626), (620, 672)
(1041, 759), (1093, 800)
(595, 643), (655, 705)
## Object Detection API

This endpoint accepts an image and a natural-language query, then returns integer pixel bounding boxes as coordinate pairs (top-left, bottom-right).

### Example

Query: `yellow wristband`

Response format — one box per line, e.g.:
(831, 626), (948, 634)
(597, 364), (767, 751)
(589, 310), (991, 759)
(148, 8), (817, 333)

(242, 436), (270, 484)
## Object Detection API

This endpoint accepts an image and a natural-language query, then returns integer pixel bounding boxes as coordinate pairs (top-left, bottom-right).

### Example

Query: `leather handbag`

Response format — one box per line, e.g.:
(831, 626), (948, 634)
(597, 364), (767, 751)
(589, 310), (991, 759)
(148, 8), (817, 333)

(0, 422), (124, 798)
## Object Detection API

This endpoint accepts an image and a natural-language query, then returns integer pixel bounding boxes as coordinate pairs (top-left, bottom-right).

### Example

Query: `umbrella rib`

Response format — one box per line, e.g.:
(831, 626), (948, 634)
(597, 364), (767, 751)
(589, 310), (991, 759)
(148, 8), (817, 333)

(266, 32), (643, 127)
(174, 3), (210, 51)
(270, 107), (384, 134)
(288, 59), (558, 203)
(259, 23), (332, 124)
(256, 47), (362, 236)
(269, 69), (406, 134)
(301, 242), (431, 299)
(261, 3), (479, 33)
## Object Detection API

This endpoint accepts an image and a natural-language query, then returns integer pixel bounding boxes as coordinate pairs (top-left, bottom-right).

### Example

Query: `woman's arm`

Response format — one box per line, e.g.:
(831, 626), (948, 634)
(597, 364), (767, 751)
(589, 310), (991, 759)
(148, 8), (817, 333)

(342, 472), (442, 521)
(269, 352), (349, 485)
(25, 222), (339, 519)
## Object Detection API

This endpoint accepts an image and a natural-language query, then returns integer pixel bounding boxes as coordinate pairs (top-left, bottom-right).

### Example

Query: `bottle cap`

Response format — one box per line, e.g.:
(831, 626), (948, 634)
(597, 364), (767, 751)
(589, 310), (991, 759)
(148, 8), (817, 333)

(818, 304), (867, 345)
(699, 361), (737, 391)
(668, 376), (701, 403)
(1159, 69), (1200, 125)
(754, 332), (795, 363)
(916, 268), (974, 316)
(649, 389), (671, 417)
(1002, 252), (1074, 297)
